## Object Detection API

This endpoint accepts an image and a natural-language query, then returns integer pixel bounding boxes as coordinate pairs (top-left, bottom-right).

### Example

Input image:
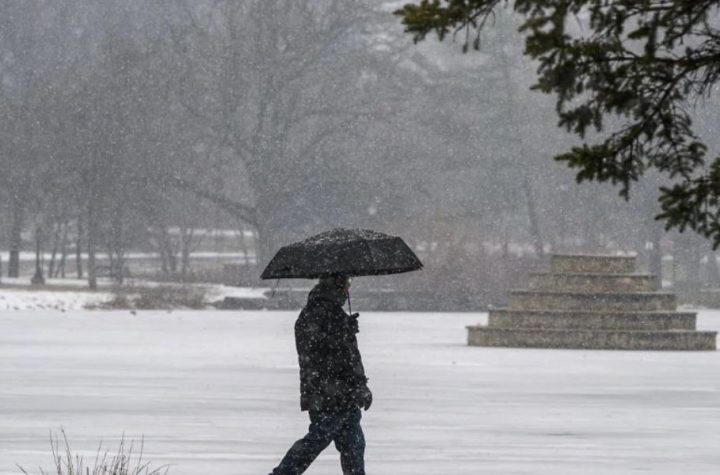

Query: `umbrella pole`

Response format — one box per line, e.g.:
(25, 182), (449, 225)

(348, 289), (352, 315)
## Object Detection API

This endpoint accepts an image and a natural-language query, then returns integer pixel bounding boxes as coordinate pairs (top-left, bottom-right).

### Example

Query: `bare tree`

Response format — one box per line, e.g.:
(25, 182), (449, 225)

(165, 0), (412, 261)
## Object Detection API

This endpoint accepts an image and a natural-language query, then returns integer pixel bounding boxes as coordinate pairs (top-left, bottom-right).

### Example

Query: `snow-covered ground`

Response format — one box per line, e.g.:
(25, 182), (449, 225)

(0, 286), (114, 311)
(2, 310), (719, 474)
(0, 281), (269, 311)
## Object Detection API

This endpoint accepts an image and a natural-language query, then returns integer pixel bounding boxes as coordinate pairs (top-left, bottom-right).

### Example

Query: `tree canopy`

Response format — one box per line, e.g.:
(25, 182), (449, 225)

(396, 1), (720, 247)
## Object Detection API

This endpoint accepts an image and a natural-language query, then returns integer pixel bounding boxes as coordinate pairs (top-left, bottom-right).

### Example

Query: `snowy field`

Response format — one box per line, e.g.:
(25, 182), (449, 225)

(2, 310), (719, 475)
(0, 281), (269, 311)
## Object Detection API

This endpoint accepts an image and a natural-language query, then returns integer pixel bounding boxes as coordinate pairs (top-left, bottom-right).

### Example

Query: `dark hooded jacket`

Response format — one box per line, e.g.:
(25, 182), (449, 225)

(295, 282), (368, 412)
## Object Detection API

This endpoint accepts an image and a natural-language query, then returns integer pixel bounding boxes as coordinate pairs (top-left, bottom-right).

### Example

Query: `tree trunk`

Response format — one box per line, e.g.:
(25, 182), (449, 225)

(672, 235), (700, 291)
(108, 249), (115, 280)
(31, 228), (45, 285)
(109, 206), (125, 284)
(254, 215), (283, 272)
(497, 29), (545, 257)
(48, 221), (60, 279)
(76, 215), (84, 279)
(180, 226), (194, 280)
(8, 193), (24, 278)
(157, 226), (177, 274)
(706, 252), (720, 287)
(181, 244), (190, 279)
(522, 176), (544, 258)
(239, 226), (252, 265)
(168, 244), (177, 274)
(648, 224), (663, 291)
(57, 220), (69, 278)
(159, 245), (169, 274)
(87, 200), (98, 290)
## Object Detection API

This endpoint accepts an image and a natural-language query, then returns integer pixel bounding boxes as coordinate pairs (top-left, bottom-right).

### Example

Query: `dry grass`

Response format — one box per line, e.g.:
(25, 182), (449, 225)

(17, 429), (169, 475)
(94, 285), (208, 310)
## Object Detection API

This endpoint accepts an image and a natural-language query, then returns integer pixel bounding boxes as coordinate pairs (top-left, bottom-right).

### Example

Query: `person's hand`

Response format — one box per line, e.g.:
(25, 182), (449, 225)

(357, 385), (372, 411)
(349, 313), (360, 333)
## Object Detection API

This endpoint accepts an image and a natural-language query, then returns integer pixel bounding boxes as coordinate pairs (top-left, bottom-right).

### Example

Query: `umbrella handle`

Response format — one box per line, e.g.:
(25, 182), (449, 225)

(348, 289), (352, 315)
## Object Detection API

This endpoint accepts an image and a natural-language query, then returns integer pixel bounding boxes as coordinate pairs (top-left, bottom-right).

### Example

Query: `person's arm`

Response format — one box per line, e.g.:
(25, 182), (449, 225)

(295, 308), (328, 410)
(348, 314), (372, 410)
(327, 311), (372, 410)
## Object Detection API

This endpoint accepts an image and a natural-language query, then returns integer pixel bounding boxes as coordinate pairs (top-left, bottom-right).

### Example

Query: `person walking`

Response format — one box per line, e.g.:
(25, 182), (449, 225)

(270, 274), (372, 475)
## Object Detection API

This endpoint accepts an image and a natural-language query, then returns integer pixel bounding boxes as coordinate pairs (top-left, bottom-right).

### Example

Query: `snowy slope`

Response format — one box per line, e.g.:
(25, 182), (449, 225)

(2, 310), (719, 474)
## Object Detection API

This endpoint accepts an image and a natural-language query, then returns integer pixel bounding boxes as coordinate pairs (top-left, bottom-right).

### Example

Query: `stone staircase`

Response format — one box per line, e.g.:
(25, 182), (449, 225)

(467, 254), (717, 351)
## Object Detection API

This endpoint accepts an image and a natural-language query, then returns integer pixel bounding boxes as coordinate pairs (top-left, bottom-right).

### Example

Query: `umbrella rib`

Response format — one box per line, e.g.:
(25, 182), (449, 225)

(362, 238), (376, 275)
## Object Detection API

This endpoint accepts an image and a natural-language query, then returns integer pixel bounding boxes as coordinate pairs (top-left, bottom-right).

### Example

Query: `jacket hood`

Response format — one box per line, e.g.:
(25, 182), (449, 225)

(307, 281), (348, 307)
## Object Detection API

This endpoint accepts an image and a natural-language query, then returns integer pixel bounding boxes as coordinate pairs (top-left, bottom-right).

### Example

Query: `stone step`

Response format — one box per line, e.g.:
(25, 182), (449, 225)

(467, 326), (717, 351)
(527, 272), (656, 292)
(507, 290), (676, 312)
(488, 309), (696, 330)
(551, 254), (636, 274)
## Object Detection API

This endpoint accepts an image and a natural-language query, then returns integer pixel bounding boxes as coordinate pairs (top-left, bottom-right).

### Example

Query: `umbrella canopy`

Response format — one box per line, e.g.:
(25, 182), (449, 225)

(260, 228), (423, 279)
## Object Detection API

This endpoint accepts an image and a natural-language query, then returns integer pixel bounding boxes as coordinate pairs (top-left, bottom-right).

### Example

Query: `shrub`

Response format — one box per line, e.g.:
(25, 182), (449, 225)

(95, 285), (208, 310)
(18, 429), (169, 475)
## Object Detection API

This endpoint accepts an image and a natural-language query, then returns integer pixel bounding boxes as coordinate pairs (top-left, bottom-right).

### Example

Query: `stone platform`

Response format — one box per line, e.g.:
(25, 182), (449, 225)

(468, 254), (717, 351)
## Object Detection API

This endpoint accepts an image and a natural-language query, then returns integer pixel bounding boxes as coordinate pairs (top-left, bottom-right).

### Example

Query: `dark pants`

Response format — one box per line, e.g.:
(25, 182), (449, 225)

(271, 407), (365, 475)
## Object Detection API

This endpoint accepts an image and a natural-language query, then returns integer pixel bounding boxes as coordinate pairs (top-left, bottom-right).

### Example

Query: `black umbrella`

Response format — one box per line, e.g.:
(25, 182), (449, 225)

(260, 228), (423, 280)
